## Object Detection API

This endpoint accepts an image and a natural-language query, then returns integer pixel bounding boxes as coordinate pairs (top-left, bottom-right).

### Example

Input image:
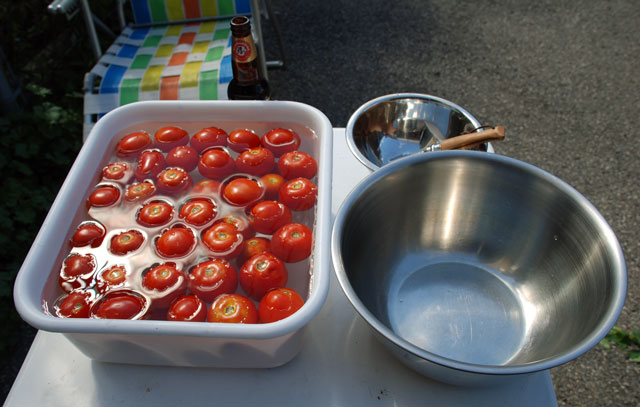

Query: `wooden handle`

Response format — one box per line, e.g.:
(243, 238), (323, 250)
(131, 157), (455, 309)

(439, 126), (505, 151)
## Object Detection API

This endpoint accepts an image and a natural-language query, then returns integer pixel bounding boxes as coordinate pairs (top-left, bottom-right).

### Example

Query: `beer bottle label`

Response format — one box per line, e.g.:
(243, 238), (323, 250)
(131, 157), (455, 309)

(232, 36), (257, 63)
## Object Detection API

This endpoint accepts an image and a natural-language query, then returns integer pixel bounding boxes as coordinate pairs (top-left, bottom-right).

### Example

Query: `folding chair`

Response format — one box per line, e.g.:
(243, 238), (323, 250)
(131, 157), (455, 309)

(48, 0), (285, 139)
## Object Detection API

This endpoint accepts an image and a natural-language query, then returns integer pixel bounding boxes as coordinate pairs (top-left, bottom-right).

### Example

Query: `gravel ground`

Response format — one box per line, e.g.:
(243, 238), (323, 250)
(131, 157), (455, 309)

(262, 0), (639, 405)
(4, 0), (638, 405)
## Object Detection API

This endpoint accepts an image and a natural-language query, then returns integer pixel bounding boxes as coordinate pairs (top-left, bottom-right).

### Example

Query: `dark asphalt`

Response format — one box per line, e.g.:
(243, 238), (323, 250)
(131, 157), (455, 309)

(262, 0), (639, 406)
(4, 0), (638, 405)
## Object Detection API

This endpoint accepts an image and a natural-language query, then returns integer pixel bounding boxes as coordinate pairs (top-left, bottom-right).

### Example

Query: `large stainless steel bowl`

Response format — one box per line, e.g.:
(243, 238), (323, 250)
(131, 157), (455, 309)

(346, 93), (487, 171)
(331, 151), (626, 386)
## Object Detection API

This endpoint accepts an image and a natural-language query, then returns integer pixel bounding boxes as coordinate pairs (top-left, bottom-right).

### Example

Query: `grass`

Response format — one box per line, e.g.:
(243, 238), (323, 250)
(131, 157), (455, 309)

(0, 0), (118, 364)
(600, 326), (640, 362)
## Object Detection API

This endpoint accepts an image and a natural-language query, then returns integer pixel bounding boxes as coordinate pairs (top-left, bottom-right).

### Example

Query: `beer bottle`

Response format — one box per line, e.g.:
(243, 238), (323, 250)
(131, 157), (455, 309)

(227, 16), (270, 100)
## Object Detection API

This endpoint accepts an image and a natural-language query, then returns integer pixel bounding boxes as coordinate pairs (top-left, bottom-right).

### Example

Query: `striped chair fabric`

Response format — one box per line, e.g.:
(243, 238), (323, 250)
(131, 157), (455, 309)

(83, 0), (253, 137)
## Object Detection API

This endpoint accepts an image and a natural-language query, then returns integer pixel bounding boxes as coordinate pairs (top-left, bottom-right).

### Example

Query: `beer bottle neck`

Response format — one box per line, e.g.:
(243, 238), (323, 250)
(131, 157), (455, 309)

(231, 33), (261, 85)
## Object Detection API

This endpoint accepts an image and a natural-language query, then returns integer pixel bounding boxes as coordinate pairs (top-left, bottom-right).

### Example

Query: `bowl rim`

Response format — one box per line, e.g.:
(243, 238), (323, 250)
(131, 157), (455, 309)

(331, 150), (627, 376)
(345, 93), (483, 171)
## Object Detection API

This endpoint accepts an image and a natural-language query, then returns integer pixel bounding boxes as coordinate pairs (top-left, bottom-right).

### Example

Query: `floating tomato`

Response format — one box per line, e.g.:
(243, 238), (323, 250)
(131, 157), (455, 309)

(227, 129), (261, 152)
(198, 148), (236, 179)
(207, 293), (258, 324)
(125, 180), (156, 201)
(155, 226), (196, 258)
(261, 128), (300, 157)
(110, 229), (145, 255)
(270, 223), (313, 263)
(258, 288), (304, 323)
(156, 167), (191, 194)
(135, 150), (165, 181)
(141, 263), (187, 309)
(222, 177), (263, 207)
(235, 147), (275, 176)
(179, 198), (217, 227)
(70, 221), (105, 248)
(91, 290), (149, 320)
(88, 185), (121, 208)
(248, 200), (292, 235)
(167, 295), (207, 322)
(201, 222), (244, 260)
(239, 253), (288, 301)
(279, 177), (317, 211)
(116, 131), (152, 158)
(137, 200), (174, 227)
(190, 127), (228, 153)
(56, 291), (94, 318)
(277, 151), (318, 179)
(102, 162), (129, 181)
(154, 126), (189, 152)
(188, 258), (238, 302)
(166, 145), (198, 172)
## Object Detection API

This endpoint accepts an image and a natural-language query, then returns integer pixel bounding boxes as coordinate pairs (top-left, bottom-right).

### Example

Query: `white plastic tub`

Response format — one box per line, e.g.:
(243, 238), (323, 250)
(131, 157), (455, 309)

(13, 100), (333, 368)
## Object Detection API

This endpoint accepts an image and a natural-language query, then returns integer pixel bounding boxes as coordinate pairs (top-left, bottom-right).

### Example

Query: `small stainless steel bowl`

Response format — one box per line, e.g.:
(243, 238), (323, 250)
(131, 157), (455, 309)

(346, 93), (486, 171)
(331, 151), (626, 386)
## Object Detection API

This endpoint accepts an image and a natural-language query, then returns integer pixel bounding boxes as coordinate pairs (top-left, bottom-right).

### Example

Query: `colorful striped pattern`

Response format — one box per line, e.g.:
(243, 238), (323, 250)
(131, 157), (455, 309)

(83, 0), (253, 132)
(131, 0), (251, 25)
(85, 19), (242, 123)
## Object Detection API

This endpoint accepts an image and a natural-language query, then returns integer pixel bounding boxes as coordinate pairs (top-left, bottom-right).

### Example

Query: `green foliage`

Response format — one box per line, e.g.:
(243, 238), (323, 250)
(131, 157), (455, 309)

(0, 84), (83, 355)
(600, 326), (640, 362)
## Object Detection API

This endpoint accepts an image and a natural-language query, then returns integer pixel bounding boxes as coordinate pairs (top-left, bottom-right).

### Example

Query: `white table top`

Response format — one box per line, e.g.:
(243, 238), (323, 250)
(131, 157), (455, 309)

(6, 128), (557, 407)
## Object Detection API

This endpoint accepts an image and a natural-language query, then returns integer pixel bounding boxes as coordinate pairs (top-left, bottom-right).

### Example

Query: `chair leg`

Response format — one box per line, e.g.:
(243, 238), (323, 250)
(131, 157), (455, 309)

(263, 0), (285, 69)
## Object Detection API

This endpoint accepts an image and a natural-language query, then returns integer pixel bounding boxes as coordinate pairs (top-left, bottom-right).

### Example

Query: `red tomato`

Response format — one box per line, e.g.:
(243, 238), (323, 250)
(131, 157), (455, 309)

(110, 229), (145, 255)
(137, 200), (174, 227)
(188, 258), (238, 302)
(198, 148), (236, 179)
(248, 200), (292, 235)
(141, 263), (188, 309)
(59, 253), (96, 292)
(154, 126), (189, 152)
(222, 177), (263, 207)
(56, 291), (93, 318)
(259, 173), (285, 200)
(207, 293), (258, 324)
(239, 253), (288, 301)
(102, 162), (129, 181)
(279, 177), (317, 211)
(261, 128), (301, 157)
(190, 126), (228, 153)
(125, 180), (156, 201)
(95, 265), (128, 293)
(218, 213), (255, 240)
(237, 236), (270, 267)
(258, 288), (304, 323)
(156, 167), (192, 194)
(179, 198), (217, 227)
(155, 225), (196, 258)
(88, 185), (121, 208)
(91, 290), (150, 320)
(167, 295), (207, 322)
(271, 223), (313, 263)
(227, 129), (261, 152)
(201, 222), (244, 259)
(135, 150), (165, 181)
(235, 147), (275, 176)
(166, 145), (198, 172)
(191, 179), (221, 195)
(278, 151), (318, 179)
(70, 221), (105, 248)
(116, 131), (152, 158)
